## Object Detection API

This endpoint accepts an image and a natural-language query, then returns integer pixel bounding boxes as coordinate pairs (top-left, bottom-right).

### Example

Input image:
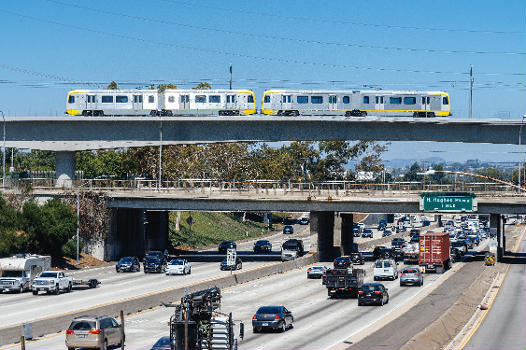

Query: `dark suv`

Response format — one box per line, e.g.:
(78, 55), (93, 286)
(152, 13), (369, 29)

(282, 239), (304, 257)
(333, 256), (352, 269)
(144, 251), (167, 273)
(253, 240), (272, 253)
(116, 256), (140, 273)
(218, 241), (236, 254)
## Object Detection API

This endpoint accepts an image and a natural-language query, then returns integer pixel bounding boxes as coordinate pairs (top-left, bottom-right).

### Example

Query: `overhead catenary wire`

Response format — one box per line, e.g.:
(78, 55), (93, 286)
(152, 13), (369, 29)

(43, 0), (526, 56)
(1, 9), (525, 78)
(157, 0), (526, 36)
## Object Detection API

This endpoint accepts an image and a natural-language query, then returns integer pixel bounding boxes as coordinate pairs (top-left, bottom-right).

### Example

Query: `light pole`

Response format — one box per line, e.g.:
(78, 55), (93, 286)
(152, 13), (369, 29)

(1, 110), (5, 188)
(76, 180), (92, 265)
(158, 114), (163, 190)
(519, 115), (525, 191)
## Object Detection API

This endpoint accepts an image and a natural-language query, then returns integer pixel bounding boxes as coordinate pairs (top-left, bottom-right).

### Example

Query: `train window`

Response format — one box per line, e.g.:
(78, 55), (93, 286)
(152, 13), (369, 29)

(427, 97), (430, 104)
(311, 96), (323, 104)
(443, 96), (449, 105)
(247, 95), (254, 103)
(209, 95), (221, 103)
(168, 96), (175, 103)
(363, 96), (369, 104)
(148, 95), (155, 103)
(264, 95), (270, 103)
(68, 95), (75, 104)
(381, 97), (384, 103)
(116, 96), (128, 103)
(133, 95), (143, 103)
(422, 97), (426, 104)
(195, 95), (206, 103)
(101, 96), (113, 103)
(329, 96), (337, 103)
(180, 95), (189, 103)
(297, 96), (308, 104)
(404, 97), (416, 105)
(343, 96), (350, 104)
(375, 96), (379, 104)
(389, 97), (402, 104)
(226, 95), (236, 103)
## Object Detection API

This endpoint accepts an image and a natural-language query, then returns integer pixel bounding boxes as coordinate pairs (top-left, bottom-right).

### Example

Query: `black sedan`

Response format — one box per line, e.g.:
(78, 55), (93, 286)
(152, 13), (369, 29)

(283, 225), (294, 234)
(115, 256), (140, 272)
(333, 256), (352, 269)
(218, 241), (237, 254)
(151, 336), (171, 350)
(362, 229), (373, 238)
(382, 230), (392, 237)
(253, 240), (272, 253)
(252, 306), (294, 333)
(220, 257), (243, 270)
(358, 283), (389, 306)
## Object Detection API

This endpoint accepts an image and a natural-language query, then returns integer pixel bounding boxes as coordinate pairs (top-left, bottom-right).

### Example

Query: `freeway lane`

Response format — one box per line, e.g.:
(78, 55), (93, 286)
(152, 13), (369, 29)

(463, 230), (526, 350)
(7, 235), (489, 350)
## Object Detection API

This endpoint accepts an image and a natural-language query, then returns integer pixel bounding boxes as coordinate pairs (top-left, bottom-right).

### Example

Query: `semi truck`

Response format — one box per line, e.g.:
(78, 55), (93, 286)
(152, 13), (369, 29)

(325, 267), (365, 298)
(0, 254), (51, 293)
(402, 243), (419, 265)
(419, 232), (451, 273)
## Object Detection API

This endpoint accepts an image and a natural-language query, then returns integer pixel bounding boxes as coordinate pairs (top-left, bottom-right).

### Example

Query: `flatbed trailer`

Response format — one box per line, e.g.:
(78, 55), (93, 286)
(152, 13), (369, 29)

(325, 268), (365, 298)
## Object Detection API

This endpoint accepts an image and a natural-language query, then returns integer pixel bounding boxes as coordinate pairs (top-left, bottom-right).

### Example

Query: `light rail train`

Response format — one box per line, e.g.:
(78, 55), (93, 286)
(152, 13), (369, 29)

(66, 88), (450, 117)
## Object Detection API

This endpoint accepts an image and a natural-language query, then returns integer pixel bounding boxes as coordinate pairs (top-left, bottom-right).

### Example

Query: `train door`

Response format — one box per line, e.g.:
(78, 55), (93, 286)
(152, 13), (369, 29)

(375, 96), (385, 115)
(226, 94), (237, 109)
(85, 95), (95, 113)
(132, 95), (143, 110)
(328, 95), (338, 111)
(421, 96), (430, 115)
(281, 94), (292, 111)
(180, 95), (190, 109)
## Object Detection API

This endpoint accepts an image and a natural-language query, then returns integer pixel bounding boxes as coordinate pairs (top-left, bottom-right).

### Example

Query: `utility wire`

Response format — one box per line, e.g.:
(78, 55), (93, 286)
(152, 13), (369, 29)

(1, 9), (525, 78)
(44, 0), (526, 56)
(157, 0), (526, 35)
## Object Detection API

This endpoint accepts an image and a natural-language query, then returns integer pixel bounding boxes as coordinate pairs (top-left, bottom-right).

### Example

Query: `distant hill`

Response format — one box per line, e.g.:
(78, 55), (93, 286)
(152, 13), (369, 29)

(384, 157), (446, 169)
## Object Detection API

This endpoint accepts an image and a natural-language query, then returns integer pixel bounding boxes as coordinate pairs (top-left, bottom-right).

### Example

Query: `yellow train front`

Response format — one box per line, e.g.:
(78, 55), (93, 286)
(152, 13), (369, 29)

(261, 90), (451, 117)
(66, 89), (257, 116)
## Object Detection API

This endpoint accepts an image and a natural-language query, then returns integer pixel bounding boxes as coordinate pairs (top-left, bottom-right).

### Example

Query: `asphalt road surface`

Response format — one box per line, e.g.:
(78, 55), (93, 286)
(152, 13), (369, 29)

(463, 230), (526, 350)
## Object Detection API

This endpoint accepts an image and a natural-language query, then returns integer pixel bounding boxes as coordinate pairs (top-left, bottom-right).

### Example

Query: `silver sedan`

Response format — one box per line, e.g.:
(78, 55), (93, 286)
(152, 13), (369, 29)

(400, 267), (423, 286)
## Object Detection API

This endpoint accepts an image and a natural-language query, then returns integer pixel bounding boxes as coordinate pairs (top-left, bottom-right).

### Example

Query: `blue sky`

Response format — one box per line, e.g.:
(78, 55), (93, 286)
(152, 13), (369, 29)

(1, 0), (525, 162)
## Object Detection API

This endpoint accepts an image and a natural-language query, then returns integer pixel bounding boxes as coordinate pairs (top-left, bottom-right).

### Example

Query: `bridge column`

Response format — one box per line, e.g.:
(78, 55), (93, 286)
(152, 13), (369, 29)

(145, 210), (170, 253)
(55, 151), (75, 188)
(106, 208), (146, 261)
(490, 214), (503, 262)
(436, 215), (443, 227)
(311, 211), (336, 262)
(341, 213), (355, 255)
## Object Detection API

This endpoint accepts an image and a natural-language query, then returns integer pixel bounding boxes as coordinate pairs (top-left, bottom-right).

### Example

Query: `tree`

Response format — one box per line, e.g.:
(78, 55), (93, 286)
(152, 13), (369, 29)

(157, 84), (177, 92)
(107, 81), (119, 90)
(353, 141), (389, 177)
(403, 162), (423, 182)
(193, 82), (211, 90)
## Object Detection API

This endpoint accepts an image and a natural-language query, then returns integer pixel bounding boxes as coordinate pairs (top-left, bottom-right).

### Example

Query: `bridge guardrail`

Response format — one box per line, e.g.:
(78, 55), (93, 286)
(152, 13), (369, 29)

(3, 178), (523, 197)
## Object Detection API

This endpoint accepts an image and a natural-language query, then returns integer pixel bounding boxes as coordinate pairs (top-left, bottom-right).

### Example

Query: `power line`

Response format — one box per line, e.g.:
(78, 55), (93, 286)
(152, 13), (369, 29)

(44, 0), (526, 56)
(157, 0), (526, 36)
(2, 9), (525, 78)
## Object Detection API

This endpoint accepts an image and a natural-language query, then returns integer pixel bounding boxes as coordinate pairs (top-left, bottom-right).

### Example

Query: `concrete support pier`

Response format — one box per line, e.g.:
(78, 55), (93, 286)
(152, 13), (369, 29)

(340, 213), (355, 255)
(311, 211), (336, 262)
(490, 214), (503, 261)
(55, 151), (75, 188)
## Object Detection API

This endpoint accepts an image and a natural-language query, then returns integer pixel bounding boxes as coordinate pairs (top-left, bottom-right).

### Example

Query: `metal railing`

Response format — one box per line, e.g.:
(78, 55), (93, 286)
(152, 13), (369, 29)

(4, 178), (523, 197)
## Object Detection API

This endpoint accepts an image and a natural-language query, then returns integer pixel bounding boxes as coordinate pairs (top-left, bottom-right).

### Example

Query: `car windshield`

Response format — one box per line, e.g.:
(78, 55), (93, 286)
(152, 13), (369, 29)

(404, 269), (418, 274)
(256, 241), (268, 245)
(1, 271), (23, 278)
(170, 260), (184, 265)
(282, 243), (298, 250)
(69, 321), (96, 331)
(257, 306), (281, 314)
(311, 266), (324, 270)
(335, 257), (348, 262)
(384, 261), (392, 267)
(39, 272), (57, 278)
(146, 257), (160, 263)
(364, 229), (372, 233)
(375, 261), (383, 268)
(119, 257), (133, 263)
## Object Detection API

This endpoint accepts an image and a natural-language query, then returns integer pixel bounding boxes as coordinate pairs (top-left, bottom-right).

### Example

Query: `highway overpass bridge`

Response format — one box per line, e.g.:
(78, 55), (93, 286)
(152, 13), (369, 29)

(2, 115), (524, 186)
(24, 179), (524, 263)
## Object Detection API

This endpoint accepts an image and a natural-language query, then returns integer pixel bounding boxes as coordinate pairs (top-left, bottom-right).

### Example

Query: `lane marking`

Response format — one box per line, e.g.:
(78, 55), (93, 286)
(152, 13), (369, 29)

(457, 224), (526, 350)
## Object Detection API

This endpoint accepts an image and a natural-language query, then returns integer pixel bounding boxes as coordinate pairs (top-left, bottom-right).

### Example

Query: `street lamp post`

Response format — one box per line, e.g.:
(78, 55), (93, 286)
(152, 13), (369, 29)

(519, 115), (525, 191)
(1, 110), (5, 188)
(76, 180), (92, 265)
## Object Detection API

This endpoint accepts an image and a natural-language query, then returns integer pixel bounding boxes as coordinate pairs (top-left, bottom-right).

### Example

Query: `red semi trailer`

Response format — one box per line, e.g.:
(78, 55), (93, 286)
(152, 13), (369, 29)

(419, 232), (451, 273)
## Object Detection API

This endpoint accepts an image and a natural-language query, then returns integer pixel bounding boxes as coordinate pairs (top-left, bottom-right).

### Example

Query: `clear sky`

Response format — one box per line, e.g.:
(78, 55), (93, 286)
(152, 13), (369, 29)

(1, 0), (525, 162)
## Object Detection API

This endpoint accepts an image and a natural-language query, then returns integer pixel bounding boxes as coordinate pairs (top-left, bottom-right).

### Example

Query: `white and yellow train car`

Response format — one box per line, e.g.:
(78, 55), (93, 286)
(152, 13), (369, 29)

(66, 90), (159, 116)
(159, 89), (256, 116)
(261, 90), (451, 117)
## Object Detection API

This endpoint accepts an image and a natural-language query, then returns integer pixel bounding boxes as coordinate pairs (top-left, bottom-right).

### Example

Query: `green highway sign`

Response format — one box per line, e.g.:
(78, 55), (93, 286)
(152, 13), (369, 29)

(420, 192), (477, 212)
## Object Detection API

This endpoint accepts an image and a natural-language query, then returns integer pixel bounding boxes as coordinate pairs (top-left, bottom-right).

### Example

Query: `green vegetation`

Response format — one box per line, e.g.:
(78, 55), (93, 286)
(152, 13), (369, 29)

(169, 211), (286, 248)
(0, 195), (76, 259)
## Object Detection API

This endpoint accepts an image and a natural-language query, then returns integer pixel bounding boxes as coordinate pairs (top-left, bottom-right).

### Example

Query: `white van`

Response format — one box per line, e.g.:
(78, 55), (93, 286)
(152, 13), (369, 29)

(0, 254), (51, 293)
(373, 259), (399, 281)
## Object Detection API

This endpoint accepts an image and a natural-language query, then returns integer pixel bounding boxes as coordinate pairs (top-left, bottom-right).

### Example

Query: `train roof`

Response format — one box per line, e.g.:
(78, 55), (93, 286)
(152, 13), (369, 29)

(263, 89), (448, 95)
(68, 89), (254, 94)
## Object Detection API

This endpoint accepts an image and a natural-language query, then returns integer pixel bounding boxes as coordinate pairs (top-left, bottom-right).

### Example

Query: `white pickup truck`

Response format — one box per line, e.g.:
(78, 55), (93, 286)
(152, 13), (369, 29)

(32, 270), (73, 295)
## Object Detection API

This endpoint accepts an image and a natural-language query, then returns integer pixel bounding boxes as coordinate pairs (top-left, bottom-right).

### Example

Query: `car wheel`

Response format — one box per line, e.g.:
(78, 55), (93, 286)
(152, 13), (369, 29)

(68, 283), (72, 293)
(32, 290), (38, 295)
(100, 339), (108, 350)
(19, 285), (24, 293)
(380, 298), (385, 306)
(358, 301), (363, 306)
(55, 285), (60, 295)
(281, 322), (287, 333)
(374, 276), (378, 281)
(400, 282), (404, 287)
(188, 268), (191, 274)
(386, 295), (390, 304)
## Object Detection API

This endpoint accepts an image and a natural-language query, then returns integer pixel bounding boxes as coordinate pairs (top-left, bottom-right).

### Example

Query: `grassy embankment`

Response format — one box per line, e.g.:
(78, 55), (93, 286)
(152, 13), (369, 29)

(168, 212), (290, 249)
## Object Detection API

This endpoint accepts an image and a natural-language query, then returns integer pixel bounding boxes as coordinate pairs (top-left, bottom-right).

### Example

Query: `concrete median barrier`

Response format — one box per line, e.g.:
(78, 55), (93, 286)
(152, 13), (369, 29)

(0, 253), (318, 346)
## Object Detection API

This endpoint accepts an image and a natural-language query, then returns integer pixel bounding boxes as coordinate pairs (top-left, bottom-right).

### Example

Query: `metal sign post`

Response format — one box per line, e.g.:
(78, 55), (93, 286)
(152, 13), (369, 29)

(227, 248), (236, 275)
